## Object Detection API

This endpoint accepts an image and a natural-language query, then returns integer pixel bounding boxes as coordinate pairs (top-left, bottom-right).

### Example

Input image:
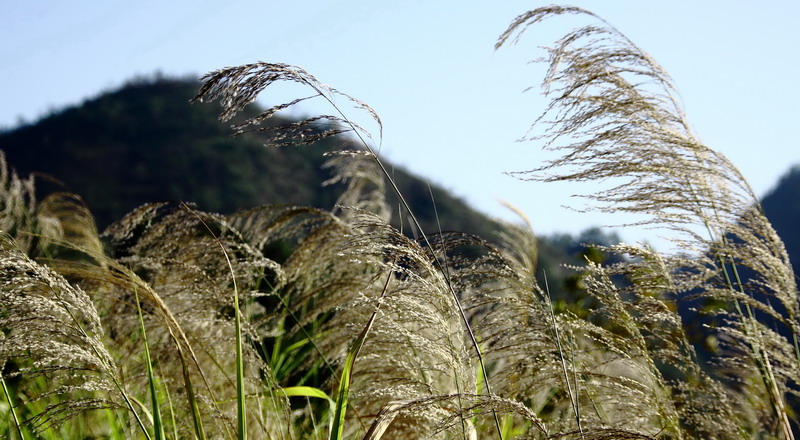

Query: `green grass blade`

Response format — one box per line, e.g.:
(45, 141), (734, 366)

(45, 271), (152, 440)
(543, 270), (583, 439)
(104, 409), (126, 440)
(130, 395), (155, 426)
(282, 386), (331, 401)
(233, 276), (246, 440)
(329, 332), (362, 440)
(170, 331), (206, 440)
(283, 385), (336, 433)
(159, 366), (179, 440)
(134, 287), (165, 440)
(330, 270), (393, 440)
(1, 372), (24, 440)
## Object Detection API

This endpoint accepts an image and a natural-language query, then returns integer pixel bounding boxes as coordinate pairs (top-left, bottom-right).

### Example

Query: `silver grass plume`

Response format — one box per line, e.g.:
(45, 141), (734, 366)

(192, 59), (509, 437)
(36, 192), (105, 261)
(456, 215), (672, 437)
(0, 151), (104, 261)
(227, 204), (378, 434)
(497, 5), (799, 437)
(0, 151), (37, 253)
(589, 244), (743, 438)
(192, 62), (382, 148)
(0, 234), (120, 431)
(0, 151), (63, 257)
(98, 203), (289, 438)
(323, 149), (391, 223)
(336, 210), (476, 437)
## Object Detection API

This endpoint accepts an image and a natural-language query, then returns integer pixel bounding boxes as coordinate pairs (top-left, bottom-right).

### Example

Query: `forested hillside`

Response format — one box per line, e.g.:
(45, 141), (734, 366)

(0, 76), (614, 297)
(0, 77), (497, 240)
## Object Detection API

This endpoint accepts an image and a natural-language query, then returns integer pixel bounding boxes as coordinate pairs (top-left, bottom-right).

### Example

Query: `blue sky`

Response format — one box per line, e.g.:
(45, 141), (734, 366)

(2, 1), (799, 248)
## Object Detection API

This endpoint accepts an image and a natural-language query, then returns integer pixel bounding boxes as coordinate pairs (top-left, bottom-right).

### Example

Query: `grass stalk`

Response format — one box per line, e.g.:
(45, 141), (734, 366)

(330, 267), (393, 440)
(543, 270), (583, 439)
(182, 202), (247, 440)
(169, 330), (207, 440)
(1, 372), (24, 440)
(54, 286), (152, 440)
(722, 256), (794, 439)
(134, 286), (166, 440)
(156, 362), (179, 440)
(427, 180), (477, 440)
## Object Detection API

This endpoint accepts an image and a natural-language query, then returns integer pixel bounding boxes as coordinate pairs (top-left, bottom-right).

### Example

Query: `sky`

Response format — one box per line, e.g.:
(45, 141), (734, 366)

(2, 1), (799, 249)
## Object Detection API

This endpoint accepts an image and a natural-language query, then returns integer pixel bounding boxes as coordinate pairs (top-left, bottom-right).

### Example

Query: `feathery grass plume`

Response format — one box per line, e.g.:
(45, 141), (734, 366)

(0, 150), (103, 264)
(228, 204), (406, 438)
(0, 151), (46, 256)
(234, 204), (509, 437)
(191, 62), (382, 148)
(0, 234), (126, 433)
(95, 203), (290, 438)
(226, 204), (362, 436)
(36, 192), (105, 262)
(415, 227), (559, 437)
(440, 214), (668, 438)
(590, 244), (744, 438)
(33, 200), (288, 438)
(364, 394), (548, 440)
(192, 61), (508, 437)
(497, 5), (799, 436)
(181, 204), (247, 440)
(323, 149), (391, 223)
(334, 210), (478, 437)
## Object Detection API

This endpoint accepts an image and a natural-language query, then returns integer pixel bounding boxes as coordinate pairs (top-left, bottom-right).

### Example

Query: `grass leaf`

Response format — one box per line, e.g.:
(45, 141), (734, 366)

(134, 287), (166, 440)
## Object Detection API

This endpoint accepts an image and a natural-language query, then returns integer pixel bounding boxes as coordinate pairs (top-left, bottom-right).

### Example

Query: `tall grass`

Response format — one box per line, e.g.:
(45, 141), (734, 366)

(1, 5), (798, 439)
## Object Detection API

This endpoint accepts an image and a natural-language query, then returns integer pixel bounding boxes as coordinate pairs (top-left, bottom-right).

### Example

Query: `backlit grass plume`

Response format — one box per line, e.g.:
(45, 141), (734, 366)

(497, 5), (799, 438)
(0, 234), (130, 434)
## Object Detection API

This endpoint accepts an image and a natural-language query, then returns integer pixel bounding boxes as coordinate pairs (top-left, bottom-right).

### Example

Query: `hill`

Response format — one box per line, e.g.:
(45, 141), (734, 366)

(762, 165), (800, 271)
(3, 76), (797, 299)
(0, 76), (499, 240)
(6, 76), (798, 295)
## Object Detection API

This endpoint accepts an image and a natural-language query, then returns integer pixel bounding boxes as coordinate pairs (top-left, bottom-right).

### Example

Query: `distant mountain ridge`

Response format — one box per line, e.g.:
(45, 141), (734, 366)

(0, 76), (501, 239)
(1, 75), (796, 286)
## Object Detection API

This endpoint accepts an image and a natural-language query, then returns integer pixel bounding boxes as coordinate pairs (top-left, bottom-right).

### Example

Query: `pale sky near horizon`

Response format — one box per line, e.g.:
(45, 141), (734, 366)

(2, 1), (799, 249)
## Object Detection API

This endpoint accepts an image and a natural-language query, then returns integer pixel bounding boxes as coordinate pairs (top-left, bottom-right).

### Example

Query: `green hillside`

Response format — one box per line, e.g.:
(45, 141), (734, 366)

(0, 77), (504, 240)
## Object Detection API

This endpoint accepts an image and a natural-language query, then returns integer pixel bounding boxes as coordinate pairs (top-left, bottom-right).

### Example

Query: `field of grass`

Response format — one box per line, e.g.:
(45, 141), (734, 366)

(1, 6), (798, 439)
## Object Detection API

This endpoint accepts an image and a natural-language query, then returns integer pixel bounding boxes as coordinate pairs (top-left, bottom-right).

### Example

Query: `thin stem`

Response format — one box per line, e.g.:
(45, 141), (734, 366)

(183, 203), (247, 440)
(543, 270), (583, 439)
(1, 372), (24, 440)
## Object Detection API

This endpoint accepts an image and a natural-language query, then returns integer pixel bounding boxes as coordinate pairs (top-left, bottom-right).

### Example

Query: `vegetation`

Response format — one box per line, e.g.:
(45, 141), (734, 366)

(0, 76), (501, 240)
(1, 6), (798, 439)
(762, 166), (800, 271)
(0, 69), (614, 306)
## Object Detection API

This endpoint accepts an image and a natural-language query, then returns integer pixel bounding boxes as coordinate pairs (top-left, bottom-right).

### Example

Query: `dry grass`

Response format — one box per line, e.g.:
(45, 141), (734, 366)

(1, 5), (797, 439)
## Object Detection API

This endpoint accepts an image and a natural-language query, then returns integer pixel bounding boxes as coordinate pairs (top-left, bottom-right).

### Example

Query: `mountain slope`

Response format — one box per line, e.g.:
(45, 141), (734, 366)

(762, 165), (800, 271)
(3, 75), (796, 297)
(0, 76), (500, 240)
